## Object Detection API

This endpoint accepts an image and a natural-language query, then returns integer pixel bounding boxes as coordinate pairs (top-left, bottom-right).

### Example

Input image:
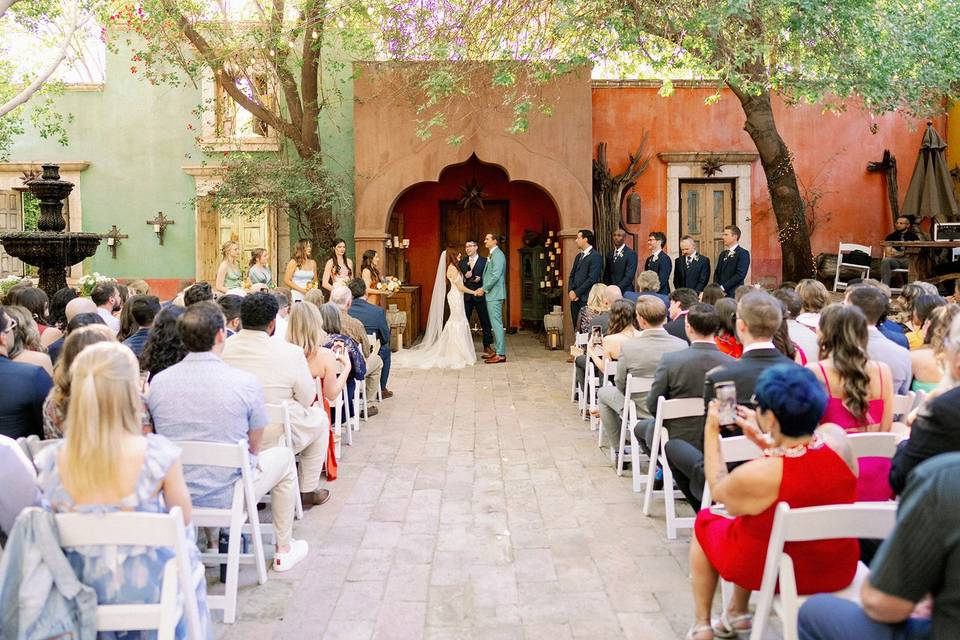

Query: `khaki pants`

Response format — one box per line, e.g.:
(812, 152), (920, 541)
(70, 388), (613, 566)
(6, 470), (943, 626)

(365, 353), (383, 403)
(263, 418), (329, 493)
(251, 447), (297, 550)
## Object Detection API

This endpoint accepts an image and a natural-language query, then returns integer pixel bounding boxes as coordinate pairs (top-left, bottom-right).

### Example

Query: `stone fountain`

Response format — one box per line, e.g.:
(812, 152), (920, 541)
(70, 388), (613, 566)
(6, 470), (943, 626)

(0, 164), (101, 296)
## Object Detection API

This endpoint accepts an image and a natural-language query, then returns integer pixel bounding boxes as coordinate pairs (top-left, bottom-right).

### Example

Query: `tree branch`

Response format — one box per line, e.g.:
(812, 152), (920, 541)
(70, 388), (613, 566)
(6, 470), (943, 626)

(269, 0), (304, 132)
(299, 0), (321, 154)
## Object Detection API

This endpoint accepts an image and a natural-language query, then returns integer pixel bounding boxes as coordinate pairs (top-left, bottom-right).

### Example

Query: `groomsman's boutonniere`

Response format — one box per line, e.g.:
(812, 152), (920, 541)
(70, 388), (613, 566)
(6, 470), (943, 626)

(650, 254), (658, 263)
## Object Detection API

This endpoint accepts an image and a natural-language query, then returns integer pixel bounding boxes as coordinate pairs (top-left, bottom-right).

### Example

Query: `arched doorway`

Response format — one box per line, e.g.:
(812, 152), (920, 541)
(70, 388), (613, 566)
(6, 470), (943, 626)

(389, 155), (561, 335)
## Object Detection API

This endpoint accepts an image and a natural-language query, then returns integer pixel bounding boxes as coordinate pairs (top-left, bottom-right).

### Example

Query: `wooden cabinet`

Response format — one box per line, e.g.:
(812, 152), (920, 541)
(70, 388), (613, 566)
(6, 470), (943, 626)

(519, 247), (552, 327)
(388, 285), (421, 348)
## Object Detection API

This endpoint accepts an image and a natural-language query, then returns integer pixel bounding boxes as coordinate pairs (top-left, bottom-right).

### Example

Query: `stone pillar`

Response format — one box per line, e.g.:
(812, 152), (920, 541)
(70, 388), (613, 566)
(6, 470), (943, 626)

(559, 227), (580, 347)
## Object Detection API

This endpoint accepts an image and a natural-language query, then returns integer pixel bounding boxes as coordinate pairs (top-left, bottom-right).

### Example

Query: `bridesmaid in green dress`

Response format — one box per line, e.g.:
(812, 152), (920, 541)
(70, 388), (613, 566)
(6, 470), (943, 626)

(215, 240), (243, 293)
(248, 247), (274, 287)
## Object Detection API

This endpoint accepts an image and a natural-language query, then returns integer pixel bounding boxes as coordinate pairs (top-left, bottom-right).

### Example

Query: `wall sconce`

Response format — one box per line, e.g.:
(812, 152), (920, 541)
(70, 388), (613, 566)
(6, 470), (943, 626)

(146, 211), (175, 246)
(100, 225), (128, 259)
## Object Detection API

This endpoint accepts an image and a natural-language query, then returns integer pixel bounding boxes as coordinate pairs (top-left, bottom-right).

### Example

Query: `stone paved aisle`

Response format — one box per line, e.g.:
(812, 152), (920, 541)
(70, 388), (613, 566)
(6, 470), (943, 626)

(216, 333), (765, 640)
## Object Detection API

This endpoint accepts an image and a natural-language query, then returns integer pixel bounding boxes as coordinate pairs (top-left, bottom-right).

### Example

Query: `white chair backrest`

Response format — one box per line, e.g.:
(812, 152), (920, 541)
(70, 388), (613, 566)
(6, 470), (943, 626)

(177, 439), (249, 469)
(657, 397), (704, 422)
(718, 434), (764, 463)
(846, 432), (898, 459)
(838, 242), (872, 256)
(575, 332), (589, 348)
(264, 402), (292, 426)
(602, 358), (617, 378)
(624, 373), (654, 395)
(772, 502), (897, 543)
(891, 392), (916, 418)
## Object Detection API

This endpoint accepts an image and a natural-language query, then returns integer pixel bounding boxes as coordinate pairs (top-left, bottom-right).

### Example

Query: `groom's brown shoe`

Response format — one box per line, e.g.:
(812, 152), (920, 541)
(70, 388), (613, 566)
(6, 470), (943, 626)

(484, 346), (496, 356)
(485, 355), (506, 364)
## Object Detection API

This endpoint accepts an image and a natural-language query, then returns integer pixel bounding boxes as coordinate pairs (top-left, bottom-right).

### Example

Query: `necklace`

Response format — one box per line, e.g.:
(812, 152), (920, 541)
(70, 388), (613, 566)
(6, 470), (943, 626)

(763, 434), (822, 458)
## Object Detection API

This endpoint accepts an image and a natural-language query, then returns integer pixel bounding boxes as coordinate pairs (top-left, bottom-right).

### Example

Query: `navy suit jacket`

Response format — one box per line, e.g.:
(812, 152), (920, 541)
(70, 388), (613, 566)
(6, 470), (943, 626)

(568, 249), (603, 299)
(713, 246), (750, 295)
(0, 357), (52, 439)
(459, 255), (486, 292)
(122, 327), (151, 358)
(644, 252), (672, 295)
(348, 298), (391, 346)
(605, 246), (637, 292)
(673, 254), (711, 293)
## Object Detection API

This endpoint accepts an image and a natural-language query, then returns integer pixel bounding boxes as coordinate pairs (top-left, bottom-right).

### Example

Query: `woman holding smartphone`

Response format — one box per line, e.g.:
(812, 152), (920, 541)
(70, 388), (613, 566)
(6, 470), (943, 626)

(317, 303), (366, 422)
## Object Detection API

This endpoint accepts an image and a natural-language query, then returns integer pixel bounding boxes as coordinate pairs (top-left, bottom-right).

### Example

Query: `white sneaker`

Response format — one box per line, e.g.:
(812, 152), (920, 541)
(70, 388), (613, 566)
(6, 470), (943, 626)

(273, 539), (308, 572)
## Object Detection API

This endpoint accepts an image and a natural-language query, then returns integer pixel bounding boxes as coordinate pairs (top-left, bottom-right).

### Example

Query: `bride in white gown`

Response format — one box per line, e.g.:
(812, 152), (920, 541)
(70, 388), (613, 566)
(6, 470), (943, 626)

(393, 249), (477, 370)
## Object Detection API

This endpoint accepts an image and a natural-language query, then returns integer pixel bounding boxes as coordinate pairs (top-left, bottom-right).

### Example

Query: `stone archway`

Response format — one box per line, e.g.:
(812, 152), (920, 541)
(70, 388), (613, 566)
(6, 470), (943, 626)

(352, 63), (594, 340)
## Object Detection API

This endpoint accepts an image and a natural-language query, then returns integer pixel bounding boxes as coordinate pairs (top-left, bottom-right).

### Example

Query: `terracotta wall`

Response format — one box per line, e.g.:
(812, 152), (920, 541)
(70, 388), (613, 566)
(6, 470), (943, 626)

(592, 83), (943, 282)
(393, 159), (561, 329)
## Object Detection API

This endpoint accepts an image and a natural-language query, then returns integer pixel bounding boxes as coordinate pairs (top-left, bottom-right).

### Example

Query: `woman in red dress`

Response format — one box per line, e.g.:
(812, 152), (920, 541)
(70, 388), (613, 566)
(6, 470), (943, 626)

(687, 365), (859, 640)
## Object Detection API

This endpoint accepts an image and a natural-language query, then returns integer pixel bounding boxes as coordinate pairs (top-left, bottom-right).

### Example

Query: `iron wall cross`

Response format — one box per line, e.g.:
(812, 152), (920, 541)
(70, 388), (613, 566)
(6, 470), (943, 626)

(147, 211), (175, 245)
(101, 225), (129, 259)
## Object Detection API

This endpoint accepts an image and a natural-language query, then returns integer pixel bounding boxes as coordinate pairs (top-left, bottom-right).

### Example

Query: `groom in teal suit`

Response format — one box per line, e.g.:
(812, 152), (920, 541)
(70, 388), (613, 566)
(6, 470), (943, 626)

(475, 233), (507, 364)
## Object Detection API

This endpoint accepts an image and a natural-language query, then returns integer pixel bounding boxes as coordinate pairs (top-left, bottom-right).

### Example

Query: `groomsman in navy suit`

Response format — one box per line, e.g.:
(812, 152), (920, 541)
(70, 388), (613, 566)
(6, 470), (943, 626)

(568, 229), (603, 326)
(673, 235), (711, 293)
(713, 225), (751, 297)
(643, 231), (672, 295)
(460, 240), (494, 356)
(605, 228), (638, 292)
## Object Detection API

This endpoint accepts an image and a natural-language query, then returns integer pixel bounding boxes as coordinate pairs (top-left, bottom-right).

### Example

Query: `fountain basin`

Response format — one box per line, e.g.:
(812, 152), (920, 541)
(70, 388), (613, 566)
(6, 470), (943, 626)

(0, 231), (101, 295)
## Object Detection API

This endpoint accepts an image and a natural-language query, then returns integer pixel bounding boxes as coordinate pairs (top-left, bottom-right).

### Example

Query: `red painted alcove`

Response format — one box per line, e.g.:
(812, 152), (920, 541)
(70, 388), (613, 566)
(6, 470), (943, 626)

(390, 155), (562, 332)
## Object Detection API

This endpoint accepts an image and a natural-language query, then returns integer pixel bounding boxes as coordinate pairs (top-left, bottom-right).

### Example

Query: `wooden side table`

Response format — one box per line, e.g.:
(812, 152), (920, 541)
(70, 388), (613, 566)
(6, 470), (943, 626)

(388, 285), (421, 349)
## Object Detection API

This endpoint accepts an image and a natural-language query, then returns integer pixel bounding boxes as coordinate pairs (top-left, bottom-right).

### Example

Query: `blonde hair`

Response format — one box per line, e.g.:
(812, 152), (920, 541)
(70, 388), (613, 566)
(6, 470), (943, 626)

(126, 279), (150, 296)
(221, 240), (238, 260)
(303, 288), (325, 308)
(49, 325), (117, 434)
(61, 342), (143, 497)
(586, 283), (607, 313)
(796, 279), (828, 313)
(3, 305), (42, 359)
(287, 300), (326, 358)
(636, 270), (661, 293)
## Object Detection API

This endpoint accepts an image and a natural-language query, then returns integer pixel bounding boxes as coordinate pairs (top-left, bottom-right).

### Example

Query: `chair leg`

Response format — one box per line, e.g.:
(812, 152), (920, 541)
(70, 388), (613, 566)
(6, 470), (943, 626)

(630, 427), (643, 493)
(662, 456), (679, 540)
(642, 427), (662, 516)
(222, 513), (243, 624)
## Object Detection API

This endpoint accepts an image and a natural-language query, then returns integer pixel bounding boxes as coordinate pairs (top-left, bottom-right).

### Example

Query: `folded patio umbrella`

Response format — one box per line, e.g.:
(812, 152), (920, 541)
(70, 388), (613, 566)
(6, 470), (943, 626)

(901, 122), (959, 223)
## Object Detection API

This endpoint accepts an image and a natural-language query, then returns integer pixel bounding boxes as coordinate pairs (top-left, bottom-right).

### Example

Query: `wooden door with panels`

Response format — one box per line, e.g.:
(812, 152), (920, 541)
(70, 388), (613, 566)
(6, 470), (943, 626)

(0, 191), (23, 278)
(679, 180), (735, 269)
(196, 196), (275, 283)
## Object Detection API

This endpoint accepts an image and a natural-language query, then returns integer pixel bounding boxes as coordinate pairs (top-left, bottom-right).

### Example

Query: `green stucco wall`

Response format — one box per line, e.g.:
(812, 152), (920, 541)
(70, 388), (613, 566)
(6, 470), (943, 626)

(8, 32), (355, 280)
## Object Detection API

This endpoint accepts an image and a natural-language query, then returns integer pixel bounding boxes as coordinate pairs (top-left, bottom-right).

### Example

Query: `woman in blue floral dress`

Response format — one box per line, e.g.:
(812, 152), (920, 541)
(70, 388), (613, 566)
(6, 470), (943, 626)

(35, 341), (212, 639)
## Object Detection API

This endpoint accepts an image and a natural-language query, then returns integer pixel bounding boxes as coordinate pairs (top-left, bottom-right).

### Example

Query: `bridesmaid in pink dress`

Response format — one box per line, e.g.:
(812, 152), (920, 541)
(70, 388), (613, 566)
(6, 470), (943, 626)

(808, 304), (894, 500)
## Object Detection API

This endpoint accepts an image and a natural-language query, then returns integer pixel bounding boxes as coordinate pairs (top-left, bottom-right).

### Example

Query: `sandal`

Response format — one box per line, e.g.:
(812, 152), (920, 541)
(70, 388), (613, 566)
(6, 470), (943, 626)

(685, 623), (714, 640)
(712, 611), (753, 638)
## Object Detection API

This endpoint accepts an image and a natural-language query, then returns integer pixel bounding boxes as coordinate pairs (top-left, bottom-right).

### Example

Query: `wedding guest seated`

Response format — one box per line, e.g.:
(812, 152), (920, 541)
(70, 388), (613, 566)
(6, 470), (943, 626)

(0, 307), (53, 439)
(700, 283), (725, 306)
(637, 303), (733, 452)
(894, 283), (933, 347)
(222, 292), (332, 508)
(33, 342), (212, 637)
(667, 290), (795, 508)
(576, 283), (606, 334)
(271, 289), (291, 342)
(665, 288), (699, 343)
(596, 296), (687, 456)
(795, 278), (828, 331)
(798, 453), (960, 640)
(8, 286), (61, 349)
(217, 294), (243, 337)
(149, 301), (308, 570)
(575, 298), (638, 395)
(773, 288), (819, 364)
(318, 302), (367, 421)
(625, 270), (670, 308)
(0, 434), (40, 546)
(845, 285), (913, 394)
(904, 294), (948, 350)
(910, 304), (959, 393)
(183, 281), (214, 307)
(857, 279), (909, 348)
(46, 296), (97, 363)
(589, 285), (623, 335)
(126, 279), (150, 296)
(346, 278), (392, 398)
(714, 298), (742, 358)
(686, 365), (858, 640)
(771, 299), (801, 363)
(91, 281), (121, 334)
(809, 304), (893, 501)
(46, 286), (77, 341)
(4, 305), (53, 376)
(43, 324), (119, 439)
(140, 306), (187, 382)
(330, 284), (382, 416)
(304, 288), (325, 307)
(121, 295), (161, 357)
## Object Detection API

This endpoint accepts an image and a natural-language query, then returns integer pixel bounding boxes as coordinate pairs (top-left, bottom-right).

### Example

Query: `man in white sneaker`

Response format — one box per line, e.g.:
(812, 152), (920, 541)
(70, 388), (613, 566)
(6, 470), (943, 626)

(149, 301), (308, 571)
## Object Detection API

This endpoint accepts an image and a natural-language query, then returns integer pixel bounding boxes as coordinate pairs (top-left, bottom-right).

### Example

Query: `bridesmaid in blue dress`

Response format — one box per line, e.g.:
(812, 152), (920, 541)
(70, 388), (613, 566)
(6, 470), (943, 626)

(35, 342), (212, 639)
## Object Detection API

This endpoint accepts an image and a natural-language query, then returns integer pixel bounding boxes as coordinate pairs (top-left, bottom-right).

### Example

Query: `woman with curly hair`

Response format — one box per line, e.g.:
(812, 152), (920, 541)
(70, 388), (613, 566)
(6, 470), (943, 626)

(139, 306), (187, 381)
(910, 303), (960, 393)
(576, 283), (607, 334)
(904, 293), (948, 350)
(808, 303), (893, 501)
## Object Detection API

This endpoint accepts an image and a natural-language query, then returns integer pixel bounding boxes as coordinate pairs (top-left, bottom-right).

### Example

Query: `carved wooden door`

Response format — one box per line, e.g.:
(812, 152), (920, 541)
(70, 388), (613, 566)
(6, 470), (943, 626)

(679, 180), (734, 268)
(0, 191), (23, 278)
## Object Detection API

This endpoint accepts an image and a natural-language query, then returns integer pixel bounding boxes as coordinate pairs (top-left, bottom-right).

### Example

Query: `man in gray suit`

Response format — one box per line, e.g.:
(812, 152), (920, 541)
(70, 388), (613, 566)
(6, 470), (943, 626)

(636, 304), (734, 452)
(845, 284), (913, 394)
(597, 296), (687, 455)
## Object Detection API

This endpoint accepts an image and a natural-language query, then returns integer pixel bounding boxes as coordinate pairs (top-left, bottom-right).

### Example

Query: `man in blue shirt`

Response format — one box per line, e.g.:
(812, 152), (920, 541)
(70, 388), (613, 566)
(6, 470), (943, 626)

(347, 278), (393, 398)
(121, 295), (160, 357)
(148, 301), (308, 572)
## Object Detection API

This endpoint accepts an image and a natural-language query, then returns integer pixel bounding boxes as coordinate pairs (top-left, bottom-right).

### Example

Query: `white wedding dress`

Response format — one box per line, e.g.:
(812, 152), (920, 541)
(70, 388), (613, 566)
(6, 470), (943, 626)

(393, 252), (477, 370)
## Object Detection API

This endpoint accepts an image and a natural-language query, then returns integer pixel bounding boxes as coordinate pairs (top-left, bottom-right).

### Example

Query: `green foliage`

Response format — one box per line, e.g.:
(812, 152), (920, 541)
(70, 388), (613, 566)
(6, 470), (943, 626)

(21, 192), (39, 231)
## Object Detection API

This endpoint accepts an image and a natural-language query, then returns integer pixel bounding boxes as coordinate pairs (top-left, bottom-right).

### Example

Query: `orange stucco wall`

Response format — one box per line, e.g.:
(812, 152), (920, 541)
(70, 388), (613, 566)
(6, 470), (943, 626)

(592, 85), (943, 282)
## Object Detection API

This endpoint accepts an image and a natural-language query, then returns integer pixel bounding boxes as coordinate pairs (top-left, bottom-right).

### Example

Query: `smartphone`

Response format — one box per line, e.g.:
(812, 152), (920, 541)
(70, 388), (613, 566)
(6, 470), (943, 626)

(332, 340), (345, 356)
(590, 325), (602, 344)
(715, 381), (737, 428)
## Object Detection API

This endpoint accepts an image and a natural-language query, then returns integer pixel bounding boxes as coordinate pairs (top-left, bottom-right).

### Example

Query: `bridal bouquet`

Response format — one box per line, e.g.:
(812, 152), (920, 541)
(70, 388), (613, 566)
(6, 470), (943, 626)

(78, 272), (115, 297)
(377, 276), (403, 294)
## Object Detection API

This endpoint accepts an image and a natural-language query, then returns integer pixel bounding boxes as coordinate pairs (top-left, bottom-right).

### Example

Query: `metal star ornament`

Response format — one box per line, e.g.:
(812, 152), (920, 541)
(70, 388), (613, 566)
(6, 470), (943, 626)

(458, 177), (488, 210)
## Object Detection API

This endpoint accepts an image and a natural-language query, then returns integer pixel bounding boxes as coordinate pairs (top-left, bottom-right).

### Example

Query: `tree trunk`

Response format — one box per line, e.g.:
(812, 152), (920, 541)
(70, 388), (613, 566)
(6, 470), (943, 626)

(592, 135), (649, 260)
(730, 85), (815, 282)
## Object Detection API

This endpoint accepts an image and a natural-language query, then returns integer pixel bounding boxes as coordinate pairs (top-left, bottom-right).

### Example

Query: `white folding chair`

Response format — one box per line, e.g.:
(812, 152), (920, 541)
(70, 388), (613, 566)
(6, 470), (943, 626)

(750, 502), (898, 640)
(367, 332), (383, 402)
(640, 397), (706, 539)
(833, 242), (872, 292)
(616, 373), (653, 471)
(589, 358), (617, 435)
(333, 382), (353, 447)
(891, 392), (916, 421)
(264, 401), (304, 520)
(846, 432), (899, 460)
(570, 332), (589, 403)
(177, 440), (268, 624)
(16, 434), (58, 463)
(698, 435), (765, 508)
(53, 506), (203, 639)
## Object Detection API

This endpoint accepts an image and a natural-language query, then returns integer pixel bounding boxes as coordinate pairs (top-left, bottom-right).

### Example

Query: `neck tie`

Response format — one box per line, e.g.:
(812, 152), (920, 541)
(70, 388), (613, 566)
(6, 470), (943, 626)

(686, 256), (692, 267)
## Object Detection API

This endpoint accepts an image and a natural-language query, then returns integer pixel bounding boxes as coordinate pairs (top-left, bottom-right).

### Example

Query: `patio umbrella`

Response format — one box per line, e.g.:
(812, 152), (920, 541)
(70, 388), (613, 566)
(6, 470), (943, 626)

(901, 121), (959, 223)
